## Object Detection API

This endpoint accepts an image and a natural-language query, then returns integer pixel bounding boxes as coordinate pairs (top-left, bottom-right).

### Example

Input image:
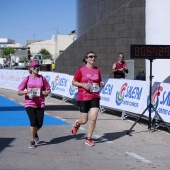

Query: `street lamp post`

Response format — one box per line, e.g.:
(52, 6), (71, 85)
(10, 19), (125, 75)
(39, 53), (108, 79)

(10, 53), (12, 69)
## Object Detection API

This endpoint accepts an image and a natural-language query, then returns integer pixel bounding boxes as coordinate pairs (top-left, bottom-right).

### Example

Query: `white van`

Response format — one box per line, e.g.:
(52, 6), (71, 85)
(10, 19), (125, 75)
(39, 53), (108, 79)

(32, 53), (42, 60)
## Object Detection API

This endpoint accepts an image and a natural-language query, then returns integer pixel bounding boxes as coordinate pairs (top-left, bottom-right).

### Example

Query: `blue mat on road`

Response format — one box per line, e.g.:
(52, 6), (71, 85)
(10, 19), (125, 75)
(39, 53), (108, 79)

(0, 96), (69, 126)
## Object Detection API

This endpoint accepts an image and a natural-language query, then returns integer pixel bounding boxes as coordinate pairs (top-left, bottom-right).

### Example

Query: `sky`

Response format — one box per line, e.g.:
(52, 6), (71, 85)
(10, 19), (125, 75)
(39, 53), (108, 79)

(0, 0), (76, 45)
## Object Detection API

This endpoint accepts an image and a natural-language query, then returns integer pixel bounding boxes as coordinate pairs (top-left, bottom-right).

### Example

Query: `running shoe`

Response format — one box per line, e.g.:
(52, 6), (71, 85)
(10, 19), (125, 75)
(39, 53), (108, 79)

(34, 132), (39, 143)
(29, 141), (36, 149)
(85, 138), (95, 147)
(72, 120), (80, 135)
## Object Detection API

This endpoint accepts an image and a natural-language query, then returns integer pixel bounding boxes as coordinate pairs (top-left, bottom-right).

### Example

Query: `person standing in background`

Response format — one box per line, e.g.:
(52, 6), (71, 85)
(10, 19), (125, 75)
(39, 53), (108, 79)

(39, 58), (43, 65)
(71, 51), (105, 147)
(112, 53), (128, 79)
(18, 61), (51, 149)
(51, 62), (55, 71)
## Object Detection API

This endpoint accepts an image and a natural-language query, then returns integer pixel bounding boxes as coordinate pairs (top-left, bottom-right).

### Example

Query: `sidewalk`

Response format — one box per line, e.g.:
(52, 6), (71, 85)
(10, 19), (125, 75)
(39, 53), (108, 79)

(0, 88), (170, 170)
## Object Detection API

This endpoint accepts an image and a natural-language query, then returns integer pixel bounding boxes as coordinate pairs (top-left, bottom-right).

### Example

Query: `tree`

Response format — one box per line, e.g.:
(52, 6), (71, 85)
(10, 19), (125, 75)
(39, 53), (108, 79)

(2, 47), (15, 59)
(1, 47), (16, 69)
(19, 56), (27, 63)
(39, 48), (51, 59)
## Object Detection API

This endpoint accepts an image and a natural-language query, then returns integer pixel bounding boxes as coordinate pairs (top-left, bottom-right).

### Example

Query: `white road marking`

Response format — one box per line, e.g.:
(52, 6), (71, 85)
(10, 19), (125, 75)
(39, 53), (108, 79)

(94, 134), (113, 144)
(79, 127), (86, 131)
(45, 112), (49, 115)
(9, 98), (15, 101)
(126, 152), (151, 163)
(54, 116), (66, 122)
(54, 116), (61, 119)
(19, 102), (24, 105)
(1, 94), (4, 97)
(60, 118), (66, 121)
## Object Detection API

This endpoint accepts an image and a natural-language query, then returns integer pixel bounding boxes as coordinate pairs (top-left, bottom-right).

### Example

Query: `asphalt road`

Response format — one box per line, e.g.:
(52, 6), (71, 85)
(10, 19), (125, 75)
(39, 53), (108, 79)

(0, 88), (170, 170)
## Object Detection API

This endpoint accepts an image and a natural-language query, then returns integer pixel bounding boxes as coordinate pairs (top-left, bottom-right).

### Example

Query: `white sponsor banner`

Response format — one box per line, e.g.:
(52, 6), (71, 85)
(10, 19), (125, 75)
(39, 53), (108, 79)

(0, 70), (29, 90)
(104, 79), (149, 114)
(39, 72), (78, 99)
(0, 70), (77, 99)
(64, 75), (78, 100)
(100, 78), (149, 114)
(100, 78), (114, 107)
(1, 70), (170, 123)
(40, 71), (69, 97)
(144, 82), (170, 123)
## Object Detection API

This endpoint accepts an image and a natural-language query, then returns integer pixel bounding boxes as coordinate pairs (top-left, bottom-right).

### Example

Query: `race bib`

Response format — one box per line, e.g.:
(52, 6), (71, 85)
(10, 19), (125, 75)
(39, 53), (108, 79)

(28, 88), (41, 97)
(90, 83), (99, 92)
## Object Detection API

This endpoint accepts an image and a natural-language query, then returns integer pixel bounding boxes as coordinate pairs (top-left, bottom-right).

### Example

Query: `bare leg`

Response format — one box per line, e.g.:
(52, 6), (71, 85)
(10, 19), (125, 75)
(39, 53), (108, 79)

(87, 108), (99, 138)
(35, 127), (40, 134)
(77, 112), (88, 125)
(30, 126), (36, 141)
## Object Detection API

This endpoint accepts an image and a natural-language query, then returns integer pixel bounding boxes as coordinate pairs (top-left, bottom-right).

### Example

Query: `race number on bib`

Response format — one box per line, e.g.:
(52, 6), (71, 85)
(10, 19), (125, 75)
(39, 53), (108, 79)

(90, 83), (99, 92)
(28, 88), (41, 97)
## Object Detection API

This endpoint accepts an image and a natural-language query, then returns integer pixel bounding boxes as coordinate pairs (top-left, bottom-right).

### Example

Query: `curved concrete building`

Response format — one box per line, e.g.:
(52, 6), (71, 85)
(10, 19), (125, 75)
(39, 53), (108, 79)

(56, 0), (145, 78)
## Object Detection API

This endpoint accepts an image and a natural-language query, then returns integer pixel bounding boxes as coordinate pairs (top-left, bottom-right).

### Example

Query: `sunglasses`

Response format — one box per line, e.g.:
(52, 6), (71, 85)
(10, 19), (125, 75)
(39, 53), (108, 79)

(88, 55), (97, 59)
(33, 66), (40, 70)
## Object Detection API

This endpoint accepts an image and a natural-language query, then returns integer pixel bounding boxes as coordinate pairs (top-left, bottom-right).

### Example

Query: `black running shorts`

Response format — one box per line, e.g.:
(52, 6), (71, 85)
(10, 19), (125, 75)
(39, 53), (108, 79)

(78, 98), (100, 113)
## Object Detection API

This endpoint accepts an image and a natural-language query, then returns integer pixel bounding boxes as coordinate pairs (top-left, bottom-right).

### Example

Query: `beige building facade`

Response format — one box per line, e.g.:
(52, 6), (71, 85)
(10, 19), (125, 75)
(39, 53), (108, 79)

(26, 32), (76, 61)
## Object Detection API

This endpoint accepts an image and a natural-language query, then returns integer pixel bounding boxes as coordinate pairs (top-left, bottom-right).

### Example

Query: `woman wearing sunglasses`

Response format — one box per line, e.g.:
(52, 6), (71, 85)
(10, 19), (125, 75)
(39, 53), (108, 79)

(72, 51), (105, 146)
(18, 61), (51, 149)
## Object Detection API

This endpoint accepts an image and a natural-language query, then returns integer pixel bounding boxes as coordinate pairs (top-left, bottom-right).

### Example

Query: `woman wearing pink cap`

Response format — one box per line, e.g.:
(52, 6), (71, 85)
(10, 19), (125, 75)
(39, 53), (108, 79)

(18, 61), (51, 149)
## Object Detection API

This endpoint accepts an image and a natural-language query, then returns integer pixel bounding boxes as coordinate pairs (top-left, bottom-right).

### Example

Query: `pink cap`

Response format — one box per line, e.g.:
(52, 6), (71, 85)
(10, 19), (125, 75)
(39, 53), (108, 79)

(29, 61), (40, 67)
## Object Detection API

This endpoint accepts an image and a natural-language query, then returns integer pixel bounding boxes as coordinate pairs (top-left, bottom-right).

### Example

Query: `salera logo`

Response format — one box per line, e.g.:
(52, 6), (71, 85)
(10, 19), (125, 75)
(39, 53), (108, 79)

(116, 83), (128, 105)
(51, 75), (60, 90)
(147, 86), (163, 112)
(69, 85), (77, 96)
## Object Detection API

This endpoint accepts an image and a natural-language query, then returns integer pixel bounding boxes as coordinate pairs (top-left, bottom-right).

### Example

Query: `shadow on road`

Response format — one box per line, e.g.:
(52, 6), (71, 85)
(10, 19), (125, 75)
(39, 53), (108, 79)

(0, 138), (15, 152)
(37, 130), (135, 147)
(37, 133), (86, 147)
(94, 130), (132, 143)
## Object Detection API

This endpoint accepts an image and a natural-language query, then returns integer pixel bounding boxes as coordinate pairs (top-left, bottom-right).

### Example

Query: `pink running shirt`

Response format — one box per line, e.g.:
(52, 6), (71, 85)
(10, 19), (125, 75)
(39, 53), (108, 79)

(18, 75), (50, 108)
(74, 65), (102, 101)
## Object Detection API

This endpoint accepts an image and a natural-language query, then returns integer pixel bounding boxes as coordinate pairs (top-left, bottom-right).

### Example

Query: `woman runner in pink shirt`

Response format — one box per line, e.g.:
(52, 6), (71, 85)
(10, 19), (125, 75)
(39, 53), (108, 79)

(18, 61), (51, 149)
(72, 51), (105, 146)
